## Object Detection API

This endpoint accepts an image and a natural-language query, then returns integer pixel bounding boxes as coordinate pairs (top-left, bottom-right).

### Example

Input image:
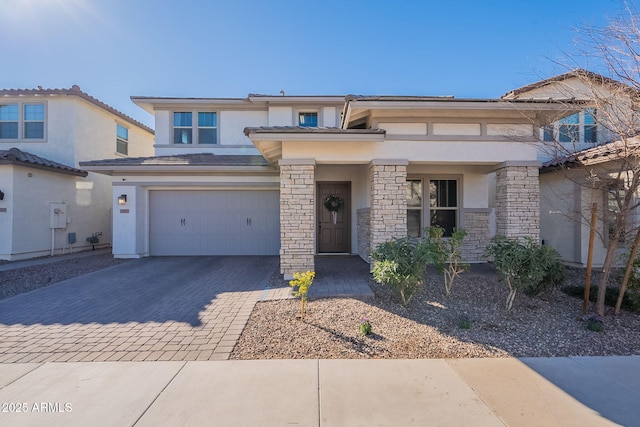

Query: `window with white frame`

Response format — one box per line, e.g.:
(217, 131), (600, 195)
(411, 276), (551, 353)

(0, 103), (45, 140)
(406, 178), (459, 237)
(407, 179), (423, 237)
(23, 104), (44, 139)
(429, 179), (458, 237)
(198, 112), (217, 144)
(0, 104), (18, 139)
(298, 112), (318, 127)
(116, 124), (128, 155)
(172, 111), (218, 144)
(543, 108), (598, 144)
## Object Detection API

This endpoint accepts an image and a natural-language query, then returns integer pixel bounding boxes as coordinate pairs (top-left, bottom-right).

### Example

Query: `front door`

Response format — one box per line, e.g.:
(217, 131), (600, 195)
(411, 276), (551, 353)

(317, 182), (351, 253)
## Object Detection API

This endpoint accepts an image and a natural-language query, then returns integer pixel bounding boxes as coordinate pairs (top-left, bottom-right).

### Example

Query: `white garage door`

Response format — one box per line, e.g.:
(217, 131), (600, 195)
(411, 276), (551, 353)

(149, 190), (280, 255)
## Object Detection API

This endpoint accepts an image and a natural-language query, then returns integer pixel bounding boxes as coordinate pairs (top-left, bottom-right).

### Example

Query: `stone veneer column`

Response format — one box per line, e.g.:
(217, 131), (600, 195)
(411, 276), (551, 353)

(369, 160), (409, 251)
(279, 159), (315, 279)
(460, 209), (491, 261)
(495, 162), (540, 241)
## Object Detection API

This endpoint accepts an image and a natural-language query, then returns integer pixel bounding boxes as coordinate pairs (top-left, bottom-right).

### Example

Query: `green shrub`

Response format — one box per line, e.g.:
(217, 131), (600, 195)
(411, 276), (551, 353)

(424, 226), (469, 294)
(586, 315), (604, 332)
(457, 315), (472, 329)
(289, 271), (315, 321)
(485, 235), (565, 310)
(359, 318), (372, 336)
(371, 237), (431, 305)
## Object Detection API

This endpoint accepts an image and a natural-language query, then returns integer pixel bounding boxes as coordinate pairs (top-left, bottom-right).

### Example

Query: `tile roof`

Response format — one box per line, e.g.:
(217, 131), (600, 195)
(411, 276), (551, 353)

(0, 86), (153, 134)
(244, 126), (385, 135)
(502, 68), (637, 99)
(542, 136), (640, 169)
(0, 147), (88, 177)
(79, 153), (271, 167)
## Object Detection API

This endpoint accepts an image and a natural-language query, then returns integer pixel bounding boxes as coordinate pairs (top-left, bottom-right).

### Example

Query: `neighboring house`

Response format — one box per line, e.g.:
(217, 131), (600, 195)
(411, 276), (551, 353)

(0, 86), (154, 260)
(81, 91), (577, 278)
(504, 69), (640, 267)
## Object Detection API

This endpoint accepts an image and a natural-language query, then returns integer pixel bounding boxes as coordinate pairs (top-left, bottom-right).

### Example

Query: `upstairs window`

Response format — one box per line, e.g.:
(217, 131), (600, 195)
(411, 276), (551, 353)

(0, 104), (19, 139)
(198, 112), (217, 144)
(543, 109), (597, 144)
(24, 104), (44, 139)
(558, 113), (580, 143)
(584, 108), (598, 143)
(298, 112), (318, 127)
(116, 124), (128, 155)
(173, 112), (192, 144)
(173, 111), (218, 144)
(0, 103), (45, 140)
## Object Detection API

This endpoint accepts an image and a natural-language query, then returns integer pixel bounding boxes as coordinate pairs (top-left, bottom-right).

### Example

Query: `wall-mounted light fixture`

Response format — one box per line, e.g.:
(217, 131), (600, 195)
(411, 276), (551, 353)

(118, 194), (127, 205)
(0, 190), (4, 200)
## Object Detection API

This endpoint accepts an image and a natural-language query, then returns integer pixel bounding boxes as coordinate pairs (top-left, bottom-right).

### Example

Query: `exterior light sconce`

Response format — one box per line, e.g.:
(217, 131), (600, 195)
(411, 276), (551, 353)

(0, 190), (4, 200)
(118, 194), (127, 205)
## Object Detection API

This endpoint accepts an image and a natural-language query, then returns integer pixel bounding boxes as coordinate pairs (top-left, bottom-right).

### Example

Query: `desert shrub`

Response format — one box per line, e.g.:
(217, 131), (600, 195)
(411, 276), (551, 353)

(371, 237), (431, 305)
(485, 235), (565, 310)
(289, 271), (315, 321)
(424, 226), (469, 294)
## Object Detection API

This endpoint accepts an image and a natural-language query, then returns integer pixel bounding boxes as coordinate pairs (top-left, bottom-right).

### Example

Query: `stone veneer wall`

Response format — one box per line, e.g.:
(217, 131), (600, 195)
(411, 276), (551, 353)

(495, 164), (540, 240)
(357, 208), (371, 262)
(369, 160), (408, 250)
(461, 209), (491, 261)
(279, 160), (315, 278)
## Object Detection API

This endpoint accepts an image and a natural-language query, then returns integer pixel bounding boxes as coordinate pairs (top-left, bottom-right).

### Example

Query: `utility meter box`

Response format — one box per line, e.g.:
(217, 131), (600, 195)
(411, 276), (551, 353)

(50, 203), (67, 229)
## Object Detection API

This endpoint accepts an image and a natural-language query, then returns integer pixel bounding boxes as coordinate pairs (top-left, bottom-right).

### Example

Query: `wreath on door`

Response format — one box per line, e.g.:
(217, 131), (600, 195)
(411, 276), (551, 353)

(324, 194), (344, 212)
(324, 194), (344, 224)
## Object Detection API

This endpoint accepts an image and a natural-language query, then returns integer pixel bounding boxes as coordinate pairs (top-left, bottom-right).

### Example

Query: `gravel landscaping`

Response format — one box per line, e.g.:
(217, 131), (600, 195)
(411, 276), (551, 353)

(231, 265), (640, 360)
(3, 253), (639, 360)
(0, 253), (130, 300)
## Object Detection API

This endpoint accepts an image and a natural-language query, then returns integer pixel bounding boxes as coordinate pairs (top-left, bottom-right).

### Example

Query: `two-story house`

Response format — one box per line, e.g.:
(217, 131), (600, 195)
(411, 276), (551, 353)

(0, 86), (154, 260)
(81, 91), (578, 278)
(503, 69), (640, 267)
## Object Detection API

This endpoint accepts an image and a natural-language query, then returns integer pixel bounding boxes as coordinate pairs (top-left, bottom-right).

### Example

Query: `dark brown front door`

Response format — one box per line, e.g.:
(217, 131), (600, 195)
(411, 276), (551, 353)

(317, 182), (351, 253)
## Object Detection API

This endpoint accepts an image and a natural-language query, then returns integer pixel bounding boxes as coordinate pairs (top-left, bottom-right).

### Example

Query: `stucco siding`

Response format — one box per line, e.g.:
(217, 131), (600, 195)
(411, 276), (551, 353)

(281, 140), (538, 164)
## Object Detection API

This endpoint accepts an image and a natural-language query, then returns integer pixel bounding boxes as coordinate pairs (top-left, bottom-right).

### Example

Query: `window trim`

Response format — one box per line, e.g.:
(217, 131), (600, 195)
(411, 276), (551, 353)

(0, 101), (46, 141)
(116, 123), (129, 156)
(171, 110), (218, 145)
(297, 110), (319, 127)
(406, 175), (461, 238)
(542, 108), (597, 144)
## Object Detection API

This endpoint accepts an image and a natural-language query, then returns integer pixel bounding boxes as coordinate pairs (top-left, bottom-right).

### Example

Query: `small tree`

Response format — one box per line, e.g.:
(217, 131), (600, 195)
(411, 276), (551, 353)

(289, 271), (315, 321)
(371, 237), (431, 305)
(522, 4), (640, 316)
(425, 226), (469, 294)
(486, 235), (565, 310)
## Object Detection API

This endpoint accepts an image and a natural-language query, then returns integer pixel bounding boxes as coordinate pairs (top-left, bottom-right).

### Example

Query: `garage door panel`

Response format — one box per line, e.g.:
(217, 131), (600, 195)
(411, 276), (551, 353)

(149, 190), (280, 256)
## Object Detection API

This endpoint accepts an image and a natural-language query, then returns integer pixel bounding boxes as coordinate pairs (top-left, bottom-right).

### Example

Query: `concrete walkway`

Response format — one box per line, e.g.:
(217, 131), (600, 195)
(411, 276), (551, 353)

(0, 356), (637, 426)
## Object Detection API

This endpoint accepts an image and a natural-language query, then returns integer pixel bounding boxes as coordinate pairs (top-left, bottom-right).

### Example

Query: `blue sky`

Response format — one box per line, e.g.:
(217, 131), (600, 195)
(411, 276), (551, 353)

(0, 0), (631, 127)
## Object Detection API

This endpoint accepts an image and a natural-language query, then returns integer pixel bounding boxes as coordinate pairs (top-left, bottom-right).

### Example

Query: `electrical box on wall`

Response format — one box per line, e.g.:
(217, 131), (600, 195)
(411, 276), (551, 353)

(50, 203), (67, 229)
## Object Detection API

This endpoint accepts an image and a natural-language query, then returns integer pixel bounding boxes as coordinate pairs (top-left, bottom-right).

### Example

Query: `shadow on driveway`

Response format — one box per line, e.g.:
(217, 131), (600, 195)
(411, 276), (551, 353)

(0, 256), (278, 327)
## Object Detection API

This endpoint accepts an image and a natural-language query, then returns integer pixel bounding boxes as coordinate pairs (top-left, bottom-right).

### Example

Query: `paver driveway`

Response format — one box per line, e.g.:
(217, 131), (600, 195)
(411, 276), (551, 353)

(0, 256), (278, 363)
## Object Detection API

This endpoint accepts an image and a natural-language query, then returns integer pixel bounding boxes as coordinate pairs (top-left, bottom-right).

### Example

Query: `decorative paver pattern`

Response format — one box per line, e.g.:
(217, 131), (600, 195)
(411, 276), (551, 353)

(260, 256), (373, 301)
(0, 257), (277, 362)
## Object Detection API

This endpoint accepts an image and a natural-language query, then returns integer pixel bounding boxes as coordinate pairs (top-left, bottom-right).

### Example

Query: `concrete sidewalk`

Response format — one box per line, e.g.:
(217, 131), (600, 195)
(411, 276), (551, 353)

(0, 356), (637, 426)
